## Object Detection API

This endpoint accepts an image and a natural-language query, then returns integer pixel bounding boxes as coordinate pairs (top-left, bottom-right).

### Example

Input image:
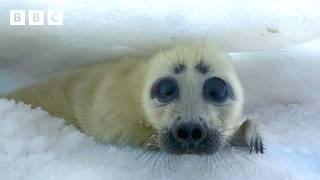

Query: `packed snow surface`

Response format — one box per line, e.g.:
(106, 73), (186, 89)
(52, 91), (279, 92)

(0, 98), (319, 180)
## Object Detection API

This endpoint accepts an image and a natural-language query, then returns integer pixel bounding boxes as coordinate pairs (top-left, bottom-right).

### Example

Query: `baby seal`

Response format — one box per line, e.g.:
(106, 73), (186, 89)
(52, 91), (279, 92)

(4, 41), (264, 155)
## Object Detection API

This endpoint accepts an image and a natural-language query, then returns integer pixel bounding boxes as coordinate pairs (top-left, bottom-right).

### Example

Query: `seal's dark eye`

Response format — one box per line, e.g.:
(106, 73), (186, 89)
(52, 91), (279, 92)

(151, 77), (179, 103)
(203, 77), (229, 103)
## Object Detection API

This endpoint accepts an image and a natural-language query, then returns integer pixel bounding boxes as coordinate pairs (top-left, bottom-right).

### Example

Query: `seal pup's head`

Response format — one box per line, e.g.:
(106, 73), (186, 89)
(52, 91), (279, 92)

(142, 41), (243, 155)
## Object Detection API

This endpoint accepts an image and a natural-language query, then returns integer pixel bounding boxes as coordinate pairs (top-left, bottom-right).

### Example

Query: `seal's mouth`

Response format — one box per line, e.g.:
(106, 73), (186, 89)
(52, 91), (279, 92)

(158, 122), (222, 155)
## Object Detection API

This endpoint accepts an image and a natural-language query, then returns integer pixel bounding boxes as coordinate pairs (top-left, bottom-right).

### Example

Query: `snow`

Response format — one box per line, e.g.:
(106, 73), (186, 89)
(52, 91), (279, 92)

(1, 0), (320, 179)
(1, 0), (320, 78)
(232, 40), (320, 111)
(0, 98), (320, 179)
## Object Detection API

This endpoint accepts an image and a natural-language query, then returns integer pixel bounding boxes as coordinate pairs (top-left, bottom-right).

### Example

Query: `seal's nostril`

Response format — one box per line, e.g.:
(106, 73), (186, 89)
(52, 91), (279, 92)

(177, 128), (188, 139)
(192, 128), (202, 140)
(173, 122), (207, 143)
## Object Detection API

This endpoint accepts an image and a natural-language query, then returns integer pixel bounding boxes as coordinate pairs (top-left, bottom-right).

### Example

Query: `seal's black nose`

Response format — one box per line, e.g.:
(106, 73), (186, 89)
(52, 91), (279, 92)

(159, 121), (222, 155)
(173, 122), (207, 144)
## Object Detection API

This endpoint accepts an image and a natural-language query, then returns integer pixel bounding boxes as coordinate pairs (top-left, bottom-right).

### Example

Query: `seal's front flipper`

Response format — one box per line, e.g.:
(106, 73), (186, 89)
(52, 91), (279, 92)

(230, 119), (265, 154)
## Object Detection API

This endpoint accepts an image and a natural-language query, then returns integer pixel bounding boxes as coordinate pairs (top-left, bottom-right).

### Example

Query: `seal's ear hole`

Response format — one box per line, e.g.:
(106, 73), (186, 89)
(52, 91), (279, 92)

(151, 77), (179, 103)
(202, 77), (229, 103)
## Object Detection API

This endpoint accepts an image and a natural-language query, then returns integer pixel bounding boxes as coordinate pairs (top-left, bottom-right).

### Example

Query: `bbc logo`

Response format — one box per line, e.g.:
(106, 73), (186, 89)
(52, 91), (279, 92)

(10, 10), (63, 26)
